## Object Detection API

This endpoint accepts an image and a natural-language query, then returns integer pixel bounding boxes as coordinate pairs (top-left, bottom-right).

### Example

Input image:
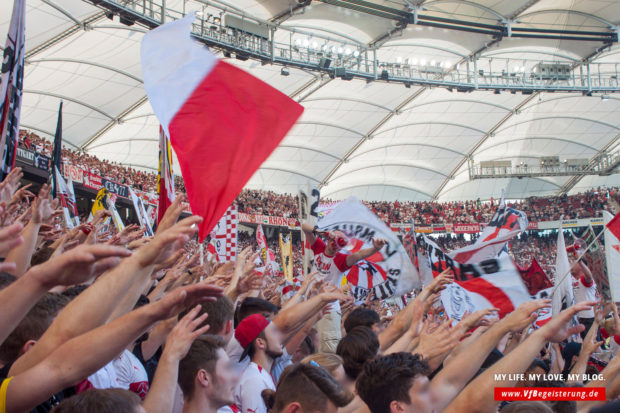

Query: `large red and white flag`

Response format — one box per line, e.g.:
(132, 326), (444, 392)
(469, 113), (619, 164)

(141, 14), (303, 239)
(157, 126), (175, 224)
(449, 193), (528, 264)
(0, 0), (25, 180)
(211, 204), (238, 262)
(425, 236), (531, 320)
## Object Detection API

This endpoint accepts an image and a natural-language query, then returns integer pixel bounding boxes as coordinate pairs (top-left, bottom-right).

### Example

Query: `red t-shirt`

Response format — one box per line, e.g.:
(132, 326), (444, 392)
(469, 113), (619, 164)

(311, 238), (351, 285)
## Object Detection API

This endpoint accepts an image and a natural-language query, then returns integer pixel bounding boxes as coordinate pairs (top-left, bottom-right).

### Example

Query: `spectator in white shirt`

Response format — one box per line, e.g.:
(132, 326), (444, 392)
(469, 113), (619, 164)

(233, 314), (284, 413)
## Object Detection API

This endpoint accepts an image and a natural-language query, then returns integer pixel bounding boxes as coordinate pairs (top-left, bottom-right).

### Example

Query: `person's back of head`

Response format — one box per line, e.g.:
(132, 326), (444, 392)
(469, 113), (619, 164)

(178, 335), (237, 408)
(234, 297), (279, 327)
(0, 293), (70, 365)
(0, 273), (16, 290)
(534, 380), (576, 413)
(336, 326), (379, 381)
(501, 401), (553, 413)
(51, 388), (143, 413)
(356, 352), (431, 413)
(343, 308), (381, 333)
(181, 295), (234, 340)
(262, 363), (353, 413)
(301, 353), (344, 376)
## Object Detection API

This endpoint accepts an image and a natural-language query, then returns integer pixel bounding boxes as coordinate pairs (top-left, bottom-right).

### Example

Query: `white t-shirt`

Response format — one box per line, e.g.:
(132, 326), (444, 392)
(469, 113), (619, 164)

(573, 276), (597, 318)
(84, 349), (150, 400)
(311, 238), (351, 285)
(226, 336), (292, 382)
(233, 362), (276, 413)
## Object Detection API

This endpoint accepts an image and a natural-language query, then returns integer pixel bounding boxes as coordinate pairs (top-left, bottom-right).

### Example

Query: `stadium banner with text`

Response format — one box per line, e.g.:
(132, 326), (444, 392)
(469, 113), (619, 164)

(16, 148), (50, 171)
(62, 164), (83, 184)
(82, 172), (102, 190)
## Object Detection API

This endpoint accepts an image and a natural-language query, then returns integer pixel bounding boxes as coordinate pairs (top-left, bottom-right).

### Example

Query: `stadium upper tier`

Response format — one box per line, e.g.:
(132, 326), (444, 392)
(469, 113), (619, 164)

(3, 0), (620, 202)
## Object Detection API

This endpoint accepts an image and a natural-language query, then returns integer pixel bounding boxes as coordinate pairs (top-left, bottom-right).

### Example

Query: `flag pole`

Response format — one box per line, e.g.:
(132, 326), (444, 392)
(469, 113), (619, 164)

(550, 226), (606, 296)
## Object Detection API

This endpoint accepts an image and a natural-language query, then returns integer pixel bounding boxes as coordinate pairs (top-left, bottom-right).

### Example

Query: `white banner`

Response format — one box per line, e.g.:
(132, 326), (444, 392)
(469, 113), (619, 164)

(317, 197), (419, 301)
(212, 204), (238, 262)
(604, 211), (620, 302)
(129, 187), (154, 237)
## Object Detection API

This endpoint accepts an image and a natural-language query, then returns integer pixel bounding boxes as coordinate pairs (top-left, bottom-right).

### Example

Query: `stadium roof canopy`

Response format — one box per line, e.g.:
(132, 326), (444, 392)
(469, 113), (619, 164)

(3, 0), (620, 201)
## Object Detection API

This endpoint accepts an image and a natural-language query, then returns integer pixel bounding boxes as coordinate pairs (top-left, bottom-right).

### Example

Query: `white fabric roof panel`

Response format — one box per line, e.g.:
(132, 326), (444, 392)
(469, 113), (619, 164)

(2, 0), (619, 202)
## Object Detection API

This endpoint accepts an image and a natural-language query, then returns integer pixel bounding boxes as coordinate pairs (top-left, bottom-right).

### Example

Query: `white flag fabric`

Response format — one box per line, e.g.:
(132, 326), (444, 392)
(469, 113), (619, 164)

(65, 175), (79, 227)
(106, 193), (125, 232)
(604, 211), (620, 302)
(212, 204), (238, 262)
(449, 194), (528, 264)
(129, 187), (154, 237)
(317, 197), (419, 302)
(424, 236), (531, 321)
(299, 185), (320, 276)
(54, 167), (75, 229)
(552, 226), (574, 317)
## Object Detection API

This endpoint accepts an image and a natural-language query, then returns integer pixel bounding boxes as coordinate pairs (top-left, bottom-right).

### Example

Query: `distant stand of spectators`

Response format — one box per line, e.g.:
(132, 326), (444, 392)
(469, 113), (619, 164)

(18, 129), (619, 228)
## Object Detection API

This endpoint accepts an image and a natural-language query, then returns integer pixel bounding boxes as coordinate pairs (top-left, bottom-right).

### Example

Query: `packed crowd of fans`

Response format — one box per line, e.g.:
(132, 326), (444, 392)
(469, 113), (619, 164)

(18, 129), (620, 228)
(1, 163), (620, 413)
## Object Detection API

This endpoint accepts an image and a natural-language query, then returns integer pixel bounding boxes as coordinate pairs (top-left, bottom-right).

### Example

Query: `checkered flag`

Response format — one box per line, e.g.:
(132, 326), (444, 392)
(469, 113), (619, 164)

(213, 204), (238, 262)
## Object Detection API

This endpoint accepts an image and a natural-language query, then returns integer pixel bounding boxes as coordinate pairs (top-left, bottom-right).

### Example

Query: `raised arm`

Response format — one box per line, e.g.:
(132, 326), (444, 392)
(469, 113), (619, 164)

(273, 290), (347, 334)
(5, 283), (222, 413)
(301, 223), (317, 247)
(10, 215), (201, 376)
(346, 238), (386, 267)
(444, 301), (594, 413)
(431, 300), (550, 411)
(143, 305), (210, 413)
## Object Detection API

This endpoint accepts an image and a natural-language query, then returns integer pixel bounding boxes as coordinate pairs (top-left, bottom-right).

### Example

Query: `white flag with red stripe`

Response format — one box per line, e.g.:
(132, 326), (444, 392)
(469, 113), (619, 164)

(424, 236), (531, 321)
(449, 193), (528, 264)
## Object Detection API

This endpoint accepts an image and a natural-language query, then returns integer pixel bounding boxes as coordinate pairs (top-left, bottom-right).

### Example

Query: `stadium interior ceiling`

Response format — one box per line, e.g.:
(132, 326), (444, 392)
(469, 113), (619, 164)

(2, 0), (620, 202)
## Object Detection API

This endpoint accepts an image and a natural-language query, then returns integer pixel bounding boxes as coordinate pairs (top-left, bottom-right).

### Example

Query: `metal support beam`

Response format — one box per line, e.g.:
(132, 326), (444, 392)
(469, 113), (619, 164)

(81, 96), (149, 150)
(432, 93), (539, 199)
(319, 87), (428, 187)
(23, 90), (115, 120)
(558, 131), (620, 194)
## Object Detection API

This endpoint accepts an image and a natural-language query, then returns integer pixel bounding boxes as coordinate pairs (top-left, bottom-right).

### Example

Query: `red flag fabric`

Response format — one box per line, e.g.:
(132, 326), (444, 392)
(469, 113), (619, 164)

(142, 14), (303, 239)
(606, 211), (620, 242)
(516, 258), (553, 296)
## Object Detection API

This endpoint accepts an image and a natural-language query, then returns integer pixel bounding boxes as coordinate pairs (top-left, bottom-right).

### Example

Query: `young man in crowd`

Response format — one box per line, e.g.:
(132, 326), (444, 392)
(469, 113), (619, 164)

(233, 314), (285, 413)
(178, 336), (239, 413)
(262, 363), (354, 413)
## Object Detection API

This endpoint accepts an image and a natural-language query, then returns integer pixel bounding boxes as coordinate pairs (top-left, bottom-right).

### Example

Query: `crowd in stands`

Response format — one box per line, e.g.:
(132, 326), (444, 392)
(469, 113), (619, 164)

(1, 154), (620, 413)
(18, 129), (620, 228)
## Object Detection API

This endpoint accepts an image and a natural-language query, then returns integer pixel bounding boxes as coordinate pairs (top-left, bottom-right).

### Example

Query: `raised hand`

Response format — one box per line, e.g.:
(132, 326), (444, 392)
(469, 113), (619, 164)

(0, 167), (23, 204)
(163, 305), (210, 361)
(31, 184), (61, 224)
(372, 238), (387, 250)
(501, 299), (551, 333)
(28, 244), (132, 289)
(538, 301), (596, 343)
(8, 183), (35, 207)
(150, 282), (224, 320)
(416, 318), (459, 360)
(134, 215), (202, 268)
(0, 222), (24, 257)
(156, 194), (185, 234)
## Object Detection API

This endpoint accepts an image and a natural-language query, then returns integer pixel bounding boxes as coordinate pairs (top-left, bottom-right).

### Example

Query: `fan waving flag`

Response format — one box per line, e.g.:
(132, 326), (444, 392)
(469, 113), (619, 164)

(141, 14), (304, 239)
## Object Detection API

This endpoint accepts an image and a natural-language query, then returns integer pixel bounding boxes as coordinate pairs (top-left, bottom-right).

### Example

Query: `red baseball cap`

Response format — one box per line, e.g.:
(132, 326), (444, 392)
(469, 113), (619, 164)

(235, 314), (270, 361)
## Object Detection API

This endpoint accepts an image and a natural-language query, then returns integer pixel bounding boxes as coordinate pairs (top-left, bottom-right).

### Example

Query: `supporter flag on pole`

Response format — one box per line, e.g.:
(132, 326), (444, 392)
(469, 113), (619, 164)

(205, 237), (220, 263)
(89, 187), (108, 220)
(279, 230), (293, 281)
(129, 187), (154, 237)
(106, 193), (125, 232)
(552, 226), (574, 317)
(141, 14), (303, 240)
(54, 166), (77, 229)
(449, 191), (528, 264)
(0, 0), (25, 181)
(317, 197), (419, 302)
(255, 224), (274, 275)
(156, 126), (175, 225)
(299, 185), (320, 276)
(424, 236), (531, 320)
(604, 211), (620, 301)
(66, 174), (79, 226)
(51, 101), (63, 195)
